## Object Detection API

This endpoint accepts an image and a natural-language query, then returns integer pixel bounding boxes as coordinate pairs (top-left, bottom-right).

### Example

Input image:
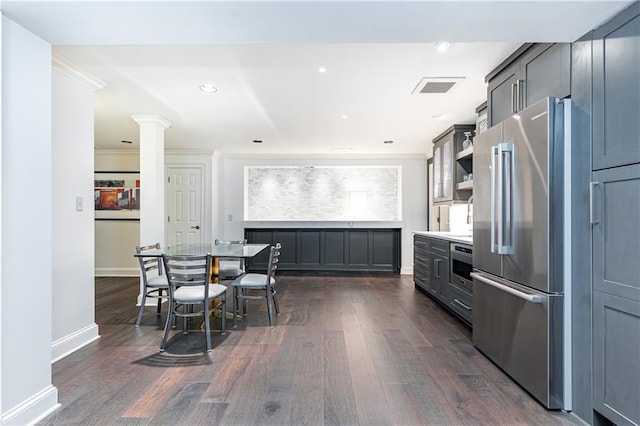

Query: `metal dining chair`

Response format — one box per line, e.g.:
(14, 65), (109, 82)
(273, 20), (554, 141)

(231, 243), (281, 328)
(161, 253), (227, 352)
(135, 243), (170, 327)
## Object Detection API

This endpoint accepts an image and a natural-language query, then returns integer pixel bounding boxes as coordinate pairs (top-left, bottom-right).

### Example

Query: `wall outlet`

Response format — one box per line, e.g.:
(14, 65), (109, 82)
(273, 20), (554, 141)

(76, 196), (84, 211)
(227, 214), (233, 222)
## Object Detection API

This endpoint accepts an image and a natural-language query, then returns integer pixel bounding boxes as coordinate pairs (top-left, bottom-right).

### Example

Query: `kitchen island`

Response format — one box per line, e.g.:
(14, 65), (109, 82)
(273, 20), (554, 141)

(244, 222), (401, 273)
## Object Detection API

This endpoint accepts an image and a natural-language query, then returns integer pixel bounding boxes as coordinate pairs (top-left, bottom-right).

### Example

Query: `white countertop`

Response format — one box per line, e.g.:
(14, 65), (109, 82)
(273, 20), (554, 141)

(413, 231), (473, 245)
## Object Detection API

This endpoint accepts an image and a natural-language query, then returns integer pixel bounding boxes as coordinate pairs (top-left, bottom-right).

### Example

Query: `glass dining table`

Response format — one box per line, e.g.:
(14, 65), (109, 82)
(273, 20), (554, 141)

(135, 242), (270, 259)
(134, 242), (270, 284)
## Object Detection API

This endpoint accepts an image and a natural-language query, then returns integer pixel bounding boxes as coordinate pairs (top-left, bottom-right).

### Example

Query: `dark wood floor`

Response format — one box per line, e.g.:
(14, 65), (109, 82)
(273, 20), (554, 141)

(41, 273), (583, 425)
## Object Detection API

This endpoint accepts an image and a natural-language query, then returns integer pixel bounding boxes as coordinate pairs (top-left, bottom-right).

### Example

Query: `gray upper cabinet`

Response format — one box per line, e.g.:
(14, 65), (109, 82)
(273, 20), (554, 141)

(487, 60), (519, 127)
(592, 4), (640, 170)
(432, 124), (475, 204)
(487, 43), (571, 126)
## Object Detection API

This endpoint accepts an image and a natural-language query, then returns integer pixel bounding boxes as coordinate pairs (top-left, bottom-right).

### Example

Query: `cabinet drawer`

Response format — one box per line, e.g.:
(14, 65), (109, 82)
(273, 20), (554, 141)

(413, 250), (429, 264)
(414, 261), (428, 276)
(430, 238), (449, 256)
(414, 236), (430, 251)
(449, 284), (473, 324)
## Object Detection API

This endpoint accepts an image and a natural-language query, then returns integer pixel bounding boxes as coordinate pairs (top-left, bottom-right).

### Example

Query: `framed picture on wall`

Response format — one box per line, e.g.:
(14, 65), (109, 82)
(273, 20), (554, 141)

(94, 171), (140, 220)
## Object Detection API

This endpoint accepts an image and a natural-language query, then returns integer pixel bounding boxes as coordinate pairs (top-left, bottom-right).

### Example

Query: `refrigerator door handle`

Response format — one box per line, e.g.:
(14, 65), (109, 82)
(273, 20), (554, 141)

(471, 272), (543, 303)
(494, 142), (514, 255)
(491, 145), (499, 253)
(499, 142), (514, 254)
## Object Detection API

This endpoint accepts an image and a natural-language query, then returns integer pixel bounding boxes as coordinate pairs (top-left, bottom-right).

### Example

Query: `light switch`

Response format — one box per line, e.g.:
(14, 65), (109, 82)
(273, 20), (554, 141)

(227, 214), (233, 222)
(76, 196), (84, 211)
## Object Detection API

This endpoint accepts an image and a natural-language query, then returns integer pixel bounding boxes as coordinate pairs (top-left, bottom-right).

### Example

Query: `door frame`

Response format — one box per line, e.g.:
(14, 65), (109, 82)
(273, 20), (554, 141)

(165, 152), (214, 246)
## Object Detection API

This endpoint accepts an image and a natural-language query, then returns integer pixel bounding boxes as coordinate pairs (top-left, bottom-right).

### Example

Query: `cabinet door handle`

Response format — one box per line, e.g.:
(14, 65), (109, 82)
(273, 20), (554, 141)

(516, 79), (523, 111)
(454, 299), (472, 311)
(590, 181), (599, 225)
(434, 259), (440, 278)
(511, 83), (518, 113)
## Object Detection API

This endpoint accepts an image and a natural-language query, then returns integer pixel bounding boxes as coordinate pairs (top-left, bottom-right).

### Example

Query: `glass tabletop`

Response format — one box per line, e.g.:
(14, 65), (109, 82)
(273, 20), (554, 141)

(135, 243), (270, 258)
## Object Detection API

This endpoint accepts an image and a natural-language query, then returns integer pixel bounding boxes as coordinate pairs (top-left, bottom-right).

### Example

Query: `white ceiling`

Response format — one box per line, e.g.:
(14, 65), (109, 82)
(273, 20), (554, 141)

(1, 0), (633, 155)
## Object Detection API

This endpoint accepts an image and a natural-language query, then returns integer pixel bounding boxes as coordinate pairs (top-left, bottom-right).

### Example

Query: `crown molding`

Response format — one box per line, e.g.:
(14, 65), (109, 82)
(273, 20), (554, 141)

(131, 115), (172, 129)
(219, 152), (427, 161)
(52, 53), (106, 91)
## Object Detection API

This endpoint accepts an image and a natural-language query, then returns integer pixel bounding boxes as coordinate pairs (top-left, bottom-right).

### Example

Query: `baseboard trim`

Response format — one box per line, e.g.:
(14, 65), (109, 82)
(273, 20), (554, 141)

(51, 323), (100, 363)
(1, 385), (59, 426)
(95, 267), (138, 277)
(401, 266), (413, 275)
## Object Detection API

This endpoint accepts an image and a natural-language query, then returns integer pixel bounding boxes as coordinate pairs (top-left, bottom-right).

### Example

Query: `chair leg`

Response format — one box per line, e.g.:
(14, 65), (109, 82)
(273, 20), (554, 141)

(272, 289), (280, 316)
(156, 289), (163, 315)
(160, 304), (174, 352)
(204, 301), (212, 352)
(232, 287), (239, 328)
(220, 293), (226, 335)
(242, 289), (248, 316)
(135, 289), (148, 327)
(266, 290), (275, 328)
(183, 304), (189, 334)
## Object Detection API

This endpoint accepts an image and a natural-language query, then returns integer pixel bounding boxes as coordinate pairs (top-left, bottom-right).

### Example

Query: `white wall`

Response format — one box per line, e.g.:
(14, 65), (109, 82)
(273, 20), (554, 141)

(94, 150), (140, 276)
(51, 68), (99, 362)
(0, 16), (59, 425)
(219, 154), (428, 274)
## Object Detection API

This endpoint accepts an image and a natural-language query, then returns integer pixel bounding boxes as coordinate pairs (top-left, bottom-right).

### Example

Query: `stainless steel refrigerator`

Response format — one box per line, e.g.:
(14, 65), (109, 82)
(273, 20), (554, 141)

(471, 97), (571, 410)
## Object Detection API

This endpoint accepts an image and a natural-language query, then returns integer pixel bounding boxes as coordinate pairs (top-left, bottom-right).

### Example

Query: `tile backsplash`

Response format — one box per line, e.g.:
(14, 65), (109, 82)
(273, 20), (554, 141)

(245, 166), (401, 221)
(449, 203), (473, 234)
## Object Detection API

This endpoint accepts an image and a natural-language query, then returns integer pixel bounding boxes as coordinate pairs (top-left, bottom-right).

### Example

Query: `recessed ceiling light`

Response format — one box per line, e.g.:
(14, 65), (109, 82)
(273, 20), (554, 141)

(252, 139), (263, 144)
(383, 140), (394, 144)
(199, 83), (217, 93)
(435, 42), (451, 52)
(341, 114), (349, 119)
(318, 67), (327, 73)
(431, 114), (446, 120)
(121, 140), (133, 144)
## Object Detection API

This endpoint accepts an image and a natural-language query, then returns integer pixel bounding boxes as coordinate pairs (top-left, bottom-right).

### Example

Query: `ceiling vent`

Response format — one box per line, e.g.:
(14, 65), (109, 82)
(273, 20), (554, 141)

(411, 77), (465, 95)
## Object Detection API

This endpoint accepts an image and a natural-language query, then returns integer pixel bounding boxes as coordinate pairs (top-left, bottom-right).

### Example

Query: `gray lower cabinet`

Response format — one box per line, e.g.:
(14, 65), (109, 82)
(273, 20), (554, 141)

(593, 291), (640, 426)
(414, 235), (471, 325)
(487, 43), (571, 126)
(245, 228), (401, 272)
(413, 235), (431, 293)
(592, 2), (640, 170)
(431, 252), (449, 305)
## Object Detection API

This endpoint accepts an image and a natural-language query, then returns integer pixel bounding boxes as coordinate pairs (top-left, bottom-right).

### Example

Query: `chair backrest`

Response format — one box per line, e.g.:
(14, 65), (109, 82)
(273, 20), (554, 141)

(265, 243), (282, 284)
(136, 243), (163, 283)
(162, 254), (212, 298)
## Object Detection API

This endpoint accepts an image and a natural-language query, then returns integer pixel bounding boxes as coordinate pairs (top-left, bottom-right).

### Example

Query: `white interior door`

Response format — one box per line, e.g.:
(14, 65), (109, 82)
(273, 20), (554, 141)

(167, 166), (204, 246)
